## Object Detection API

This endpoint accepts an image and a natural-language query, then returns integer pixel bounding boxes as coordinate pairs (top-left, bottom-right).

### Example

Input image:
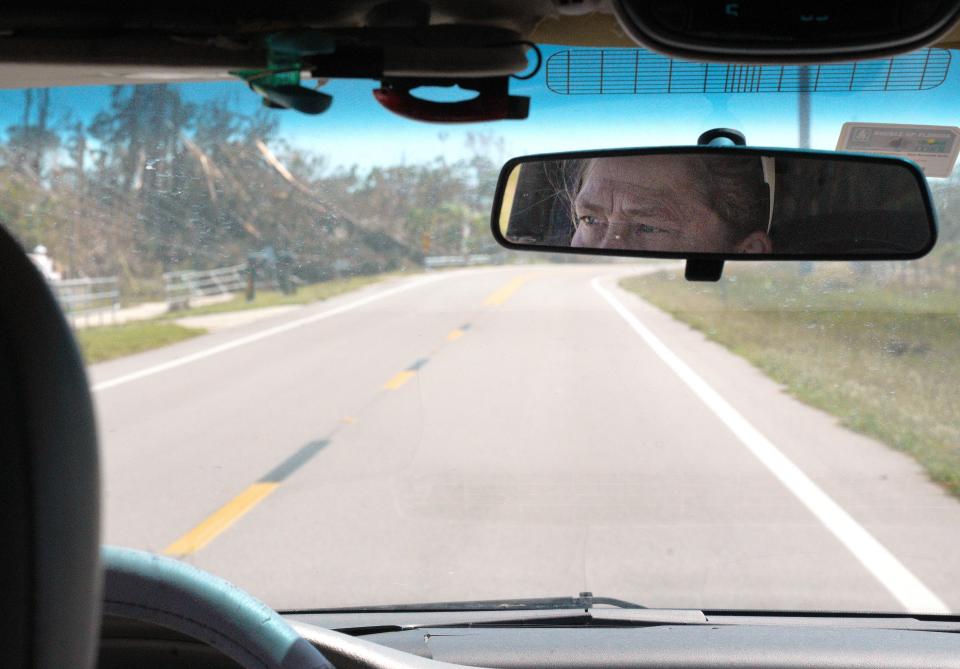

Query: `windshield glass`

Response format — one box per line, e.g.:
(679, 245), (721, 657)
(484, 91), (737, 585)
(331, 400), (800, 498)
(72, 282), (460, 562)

(3, 45), (959, 614)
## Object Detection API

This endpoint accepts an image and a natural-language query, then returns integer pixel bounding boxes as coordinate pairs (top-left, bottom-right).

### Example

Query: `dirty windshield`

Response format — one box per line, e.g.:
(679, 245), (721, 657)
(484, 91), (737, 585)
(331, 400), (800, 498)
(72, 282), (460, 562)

(3, 46), (959, 614)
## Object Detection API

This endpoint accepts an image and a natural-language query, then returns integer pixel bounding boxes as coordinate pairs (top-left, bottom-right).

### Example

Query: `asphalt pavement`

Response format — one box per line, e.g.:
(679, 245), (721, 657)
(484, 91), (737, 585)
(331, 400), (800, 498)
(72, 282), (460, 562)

(91, 264), (960, 613)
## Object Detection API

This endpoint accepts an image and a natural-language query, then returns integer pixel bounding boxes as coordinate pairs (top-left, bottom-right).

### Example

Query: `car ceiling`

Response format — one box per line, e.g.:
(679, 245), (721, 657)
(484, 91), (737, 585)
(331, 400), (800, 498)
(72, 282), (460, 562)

(1, 3), (960, 88)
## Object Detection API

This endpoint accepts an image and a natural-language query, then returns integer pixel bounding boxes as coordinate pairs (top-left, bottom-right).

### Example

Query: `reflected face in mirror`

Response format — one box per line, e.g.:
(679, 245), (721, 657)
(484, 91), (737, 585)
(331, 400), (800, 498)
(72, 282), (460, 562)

(498, 149), (935, 259)
(570, 156), (774, 253)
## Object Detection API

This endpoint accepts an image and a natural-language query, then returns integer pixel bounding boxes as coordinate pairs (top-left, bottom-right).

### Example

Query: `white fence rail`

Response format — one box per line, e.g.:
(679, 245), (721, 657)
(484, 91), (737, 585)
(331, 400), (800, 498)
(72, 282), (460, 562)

(424, 254), (493, 269)
(50, 276), (120, 325)
(163, 264), (247, 309)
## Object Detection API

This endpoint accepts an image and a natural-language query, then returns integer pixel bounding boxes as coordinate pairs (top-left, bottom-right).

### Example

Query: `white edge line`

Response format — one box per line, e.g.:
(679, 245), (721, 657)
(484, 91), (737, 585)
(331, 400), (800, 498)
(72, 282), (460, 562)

(91, 273), (447, 392)
(592, 275), (949, 615)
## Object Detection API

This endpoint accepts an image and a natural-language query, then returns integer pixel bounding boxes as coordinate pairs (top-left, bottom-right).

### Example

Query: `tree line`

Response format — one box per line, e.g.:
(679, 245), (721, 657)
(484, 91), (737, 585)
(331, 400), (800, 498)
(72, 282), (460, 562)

(0, 85), (503, 295)
(3, 83), (959, 294)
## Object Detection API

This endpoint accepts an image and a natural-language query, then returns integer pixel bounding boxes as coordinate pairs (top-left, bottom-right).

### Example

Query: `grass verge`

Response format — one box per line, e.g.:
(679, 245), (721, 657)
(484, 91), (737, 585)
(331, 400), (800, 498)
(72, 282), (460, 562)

(76, 321), (206, 364)
(162, 274), (390, 318)
(78, 274), (397, 363)
(621, 266), (960, 497)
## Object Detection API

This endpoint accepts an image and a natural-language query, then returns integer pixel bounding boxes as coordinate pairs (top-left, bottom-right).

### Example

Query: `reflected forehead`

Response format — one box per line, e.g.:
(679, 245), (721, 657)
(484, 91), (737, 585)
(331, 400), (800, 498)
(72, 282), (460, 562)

(575, 178), (667, 207)
(578, 157), (695, 198)
(588, 156), (693, 183)
(576, 158), (692, 207)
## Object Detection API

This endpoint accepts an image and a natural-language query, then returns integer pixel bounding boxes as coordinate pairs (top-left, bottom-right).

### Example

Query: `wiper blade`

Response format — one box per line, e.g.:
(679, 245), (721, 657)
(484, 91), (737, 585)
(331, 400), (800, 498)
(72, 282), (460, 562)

(297, 592), (645, 613)
(287, 608), (706, 638)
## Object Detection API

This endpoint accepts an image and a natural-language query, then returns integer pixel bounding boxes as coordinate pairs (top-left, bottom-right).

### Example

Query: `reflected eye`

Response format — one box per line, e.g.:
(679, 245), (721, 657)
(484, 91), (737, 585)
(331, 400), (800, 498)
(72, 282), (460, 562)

(578, 215), (602, 227)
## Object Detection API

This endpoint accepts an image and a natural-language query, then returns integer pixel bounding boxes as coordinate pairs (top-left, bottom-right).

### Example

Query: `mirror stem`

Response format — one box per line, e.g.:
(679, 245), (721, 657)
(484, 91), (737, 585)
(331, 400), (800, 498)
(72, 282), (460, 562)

(684, 259), (724, 282)
(682, 129), (746, 281)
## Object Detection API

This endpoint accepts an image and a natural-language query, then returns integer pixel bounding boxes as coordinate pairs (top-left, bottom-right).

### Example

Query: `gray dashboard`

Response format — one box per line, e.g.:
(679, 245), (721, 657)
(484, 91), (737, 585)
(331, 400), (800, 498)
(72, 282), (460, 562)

(99, 613), (960, 669)
(347, 625), (960, 669)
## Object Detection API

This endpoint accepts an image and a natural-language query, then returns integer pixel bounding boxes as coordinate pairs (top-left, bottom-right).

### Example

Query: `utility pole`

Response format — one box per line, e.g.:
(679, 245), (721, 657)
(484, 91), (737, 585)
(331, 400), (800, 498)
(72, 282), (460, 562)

(798, 66), (811, 149)
(68, 121), (87, 279)
(797, 66), (814, 277)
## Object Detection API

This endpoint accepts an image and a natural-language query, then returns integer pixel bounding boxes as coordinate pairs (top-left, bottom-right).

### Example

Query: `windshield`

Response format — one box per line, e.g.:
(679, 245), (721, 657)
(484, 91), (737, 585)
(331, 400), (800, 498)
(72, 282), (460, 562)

(3, 45), (959, 614)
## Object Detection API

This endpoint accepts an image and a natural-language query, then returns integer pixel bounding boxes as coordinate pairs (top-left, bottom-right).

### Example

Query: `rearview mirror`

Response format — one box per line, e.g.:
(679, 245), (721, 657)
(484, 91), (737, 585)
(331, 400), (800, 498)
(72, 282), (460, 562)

(491, 147), (936, 264)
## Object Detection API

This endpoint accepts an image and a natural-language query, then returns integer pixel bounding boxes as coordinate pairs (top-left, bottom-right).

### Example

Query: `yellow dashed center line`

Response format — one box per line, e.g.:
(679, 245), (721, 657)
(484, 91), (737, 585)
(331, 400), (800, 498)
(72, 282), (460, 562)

(163, 482), (279, 557)
(483, 275), (532, 306)
(164, 313), (478, 557)
(383, 370), (417, 390)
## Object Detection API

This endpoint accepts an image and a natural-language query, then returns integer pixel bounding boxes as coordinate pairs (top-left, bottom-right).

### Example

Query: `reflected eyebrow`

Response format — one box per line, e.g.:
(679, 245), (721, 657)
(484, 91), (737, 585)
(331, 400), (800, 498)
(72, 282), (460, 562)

(573, 195), (604, 214)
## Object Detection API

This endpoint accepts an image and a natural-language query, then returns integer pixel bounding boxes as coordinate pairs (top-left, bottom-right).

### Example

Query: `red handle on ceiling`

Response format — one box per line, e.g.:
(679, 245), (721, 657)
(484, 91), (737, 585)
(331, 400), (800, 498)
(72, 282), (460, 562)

(373, 86), (529, 123)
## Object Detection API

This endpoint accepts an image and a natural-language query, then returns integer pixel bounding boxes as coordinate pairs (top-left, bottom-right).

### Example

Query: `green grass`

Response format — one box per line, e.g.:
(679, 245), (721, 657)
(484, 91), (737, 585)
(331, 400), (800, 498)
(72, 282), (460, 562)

(162, 274), (390, 318)
(76, 321), (206, 364)
(78, 274), (395, 363)
(621, 266), (960, 497)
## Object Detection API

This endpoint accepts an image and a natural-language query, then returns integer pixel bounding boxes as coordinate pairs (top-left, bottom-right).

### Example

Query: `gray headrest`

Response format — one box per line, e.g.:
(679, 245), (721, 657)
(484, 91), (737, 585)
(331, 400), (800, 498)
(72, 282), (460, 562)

(0, 223), (101, 668)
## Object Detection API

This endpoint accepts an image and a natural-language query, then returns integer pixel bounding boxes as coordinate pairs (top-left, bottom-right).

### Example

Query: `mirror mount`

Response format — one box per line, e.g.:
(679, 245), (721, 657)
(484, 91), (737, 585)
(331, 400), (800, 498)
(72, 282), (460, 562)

(697, 128), (746, 147)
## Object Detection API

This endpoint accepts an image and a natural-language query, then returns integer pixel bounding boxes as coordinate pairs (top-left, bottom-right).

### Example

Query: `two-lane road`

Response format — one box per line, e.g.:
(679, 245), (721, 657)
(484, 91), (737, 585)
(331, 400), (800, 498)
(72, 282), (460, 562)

(93, 264), (960, 612)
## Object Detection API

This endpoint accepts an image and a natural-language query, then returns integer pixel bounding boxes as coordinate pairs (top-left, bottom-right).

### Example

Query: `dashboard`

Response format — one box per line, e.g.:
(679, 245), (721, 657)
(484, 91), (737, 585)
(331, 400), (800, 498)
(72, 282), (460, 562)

(98, 613), (960, 669)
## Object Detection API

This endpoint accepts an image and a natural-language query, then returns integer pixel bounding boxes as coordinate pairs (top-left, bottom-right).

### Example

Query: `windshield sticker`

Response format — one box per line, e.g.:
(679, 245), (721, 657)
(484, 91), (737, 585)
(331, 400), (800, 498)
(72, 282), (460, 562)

(837, 122), (960, 178)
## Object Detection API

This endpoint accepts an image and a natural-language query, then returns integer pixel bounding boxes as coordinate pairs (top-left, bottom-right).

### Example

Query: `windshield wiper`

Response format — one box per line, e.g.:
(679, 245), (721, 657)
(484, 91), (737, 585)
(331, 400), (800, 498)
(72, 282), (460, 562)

(289, 605), (960, 639)
(296, 592), (645, 613)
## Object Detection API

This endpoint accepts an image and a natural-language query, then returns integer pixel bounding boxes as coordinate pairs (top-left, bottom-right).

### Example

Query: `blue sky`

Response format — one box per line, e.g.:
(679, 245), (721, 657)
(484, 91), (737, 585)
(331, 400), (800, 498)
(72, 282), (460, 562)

(1, 45), (959, 171)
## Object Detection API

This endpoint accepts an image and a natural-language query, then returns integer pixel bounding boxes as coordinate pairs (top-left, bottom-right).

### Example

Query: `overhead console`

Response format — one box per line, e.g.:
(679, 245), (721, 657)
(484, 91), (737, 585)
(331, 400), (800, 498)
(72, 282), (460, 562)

(612, 0), (960, 62)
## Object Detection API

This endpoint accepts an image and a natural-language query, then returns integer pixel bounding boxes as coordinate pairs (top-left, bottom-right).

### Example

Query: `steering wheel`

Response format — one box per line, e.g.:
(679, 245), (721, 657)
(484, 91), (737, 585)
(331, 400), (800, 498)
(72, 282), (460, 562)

(103, 546), (332, 668)
(102, 546), (468, 669)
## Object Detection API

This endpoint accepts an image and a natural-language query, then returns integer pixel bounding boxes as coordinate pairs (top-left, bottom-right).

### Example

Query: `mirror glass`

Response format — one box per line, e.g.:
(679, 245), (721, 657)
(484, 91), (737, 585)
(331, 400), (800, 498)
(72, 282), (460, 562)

(494, 150), (935, 258)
